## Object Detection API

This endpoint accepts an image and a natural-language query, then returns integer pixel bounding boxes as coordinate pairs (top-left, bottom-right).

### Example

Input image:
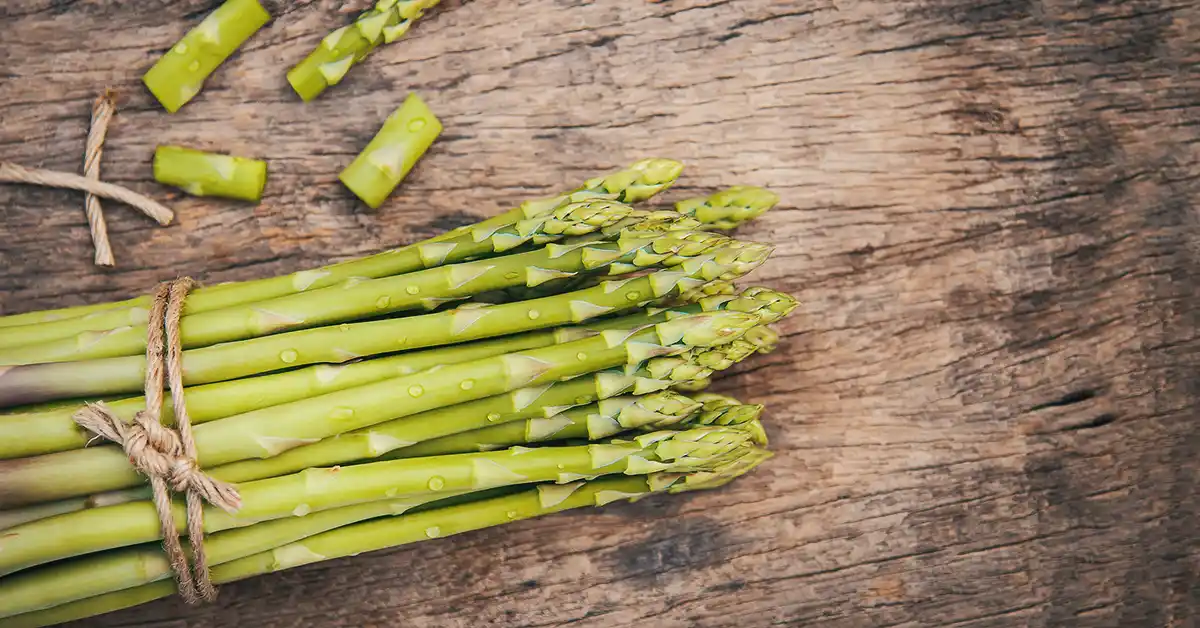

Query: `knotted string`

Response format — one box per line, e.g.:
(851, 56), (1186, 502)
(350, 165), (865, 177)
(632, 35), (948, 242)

(73, 277), (240, 604)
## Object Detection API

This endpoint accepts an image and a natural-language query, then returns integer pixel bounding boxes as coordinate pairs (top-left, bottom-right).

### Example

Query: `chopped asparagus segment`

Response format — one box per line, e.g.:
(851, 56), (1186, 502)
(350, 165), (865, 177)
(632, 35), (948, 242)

(153, 146), (267, 201)
(142, 0), (271, 113)
(287, 0), (443, 102)
(339, 93), (442, 208)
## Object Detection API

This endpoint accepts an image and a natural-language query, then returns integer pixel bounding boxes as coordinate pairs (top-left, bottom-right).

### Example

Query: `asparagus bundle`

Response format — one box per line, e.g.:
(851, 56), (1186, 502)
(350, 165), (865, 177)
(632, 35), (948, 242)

(0, 161), (795, 627)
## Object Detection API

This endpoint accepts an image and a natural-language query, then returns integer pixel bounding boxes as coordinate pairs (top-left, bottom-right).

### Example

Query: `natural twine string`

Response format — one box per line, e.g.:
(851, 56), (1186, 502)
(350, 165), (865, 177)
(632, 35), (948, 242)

(73, 278), (240, 605)
(0, 162), (174, 226)
(84, 90), (118, 267)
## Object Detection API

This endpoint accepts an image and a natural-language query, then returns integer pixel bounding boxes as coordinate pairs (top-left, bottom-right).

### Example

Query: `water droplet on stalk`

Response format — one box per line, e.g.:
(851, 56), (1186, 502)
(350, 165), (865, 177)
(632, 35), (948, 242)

(409, 385), (424, 397)
(460, 379), (475, 390)
(280, 349), (298, 363)
(406, 286), (420, 295)
(376, 296), (391, 308)
(428, 476), (445, 490)
(425, 526), (440, 538)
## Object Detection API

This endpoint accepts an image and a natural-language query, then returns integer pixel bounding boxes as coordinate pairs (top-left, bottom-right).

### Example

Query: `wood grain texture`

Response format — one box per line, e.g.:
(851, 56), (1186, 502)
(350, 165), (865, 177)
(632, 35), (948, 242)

(1, 0), (1198, 626)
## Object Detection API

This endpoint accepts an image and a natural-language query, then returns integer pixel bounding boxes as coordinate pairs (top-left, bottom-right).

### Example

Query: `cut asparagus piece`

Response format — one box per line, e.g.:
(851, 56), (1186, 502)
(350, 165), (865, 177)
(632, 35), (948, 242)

(287, 0), (443, 102)
(0, 311), (759, 508)
(142, 0), (271, 113)
(3, 466), (773, 628)
(340, 93), (442, 208)
(0, 424), (760, 576)
(153, 146), (267, 201)
(0, 158), (682, 351)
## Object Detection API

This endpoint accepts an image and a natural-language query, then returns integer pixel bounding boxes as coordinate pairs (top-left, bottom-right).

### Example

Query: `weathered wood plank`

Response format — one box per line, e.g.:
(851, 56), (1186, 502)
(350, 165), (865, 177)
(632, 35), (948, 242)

(0, 0), (1196, 626)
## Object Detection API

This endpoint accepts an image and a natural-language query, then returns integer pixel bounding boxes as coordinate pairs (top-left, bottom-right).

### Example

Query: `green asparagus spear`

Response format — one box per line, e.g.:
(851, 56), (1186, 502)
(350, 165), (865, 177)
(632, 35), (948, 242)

(0, 219), (744, 391)
(0, 311), (758, 508)
(0, 226), (752, 407)
(399, 390), (767, 458)
(0, 489), (468, 617)
(0, 309), (781, 529)
(0, 300), (131, 329)
(0, 357), (687, 530)
(0, 395), (737, 613)
(340, 93), (442, 208)
(0, 158), (682, 351)
(2, 465), (770, 628)
(0, 424), (758, 577)
(142, 0), (271, 113)
(0, 205), (732, 370)
(204, 385), (707, 485)
(0, 285), (792, 462)
(0, 327), (574, 460)
(675, 186), (781, 230)
(287, 0), (442, 102)
(153, 146), (268, 201)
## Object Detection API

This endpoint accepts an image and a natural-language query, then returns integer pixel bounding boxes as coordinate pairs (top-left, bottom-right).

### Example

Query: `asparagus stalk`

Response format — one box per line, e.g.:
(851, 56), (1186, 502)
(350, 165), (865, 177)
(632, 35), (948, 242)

(287, 0), (443, 102)
(0, 226), (756, 395)
(674, 186), (781, 231)
(142, 0), (271, 113)
(0, 285), (791, 463)
(0, 226), (756, 409)
(0, 394), (739, 614)
(153, 146), (268, 202)
(395, 390), (764, 458)
(0, 204), (731, 370)
(0, 327), (574, 460)
(0, 310), (759, 507)
(0, 317), (774, 529)
(0, 348), (723, 529)
(2, 464), (771, 628)
(0, 489), (470, 618)
(339, 93), (442, 208)
(0, 424), (759, 576)
(0, 300), (131, 329)
(0, 158), (683, 350)
(0, 197), (638, 362)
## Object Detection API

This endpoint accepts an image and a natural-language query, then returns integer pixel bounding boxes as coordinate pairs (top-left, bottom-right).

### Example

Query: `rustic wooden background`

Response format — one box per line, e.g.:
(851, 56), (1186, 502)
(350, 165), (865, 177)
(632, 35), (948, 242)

(1, 0), (1197, 626)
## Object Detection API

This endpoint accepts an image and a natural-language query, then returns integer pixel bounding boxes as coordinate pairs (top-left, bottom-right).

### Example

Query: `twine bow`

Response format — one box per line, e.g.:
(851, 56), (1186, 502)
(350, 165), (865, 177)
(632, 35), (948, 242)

(72, 278), (240, 604)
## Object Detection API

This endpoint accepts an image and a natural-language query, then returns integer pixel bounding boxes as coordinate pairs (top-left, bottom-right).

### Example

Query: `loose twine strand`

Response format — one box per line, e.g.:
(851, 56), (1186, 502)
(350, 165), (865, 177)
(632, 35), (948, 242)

(73, 278), (240, 604)
(84, 90), (117, 267)
(0, 162), (174, 226)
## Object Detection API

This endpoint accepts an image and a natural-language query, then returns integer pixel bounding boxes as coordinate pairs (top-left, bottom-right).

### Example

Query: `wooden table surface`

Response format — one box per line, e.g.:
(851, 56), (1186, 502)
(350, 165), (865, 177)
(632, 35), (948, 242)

(1, 1), (1197, 626)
